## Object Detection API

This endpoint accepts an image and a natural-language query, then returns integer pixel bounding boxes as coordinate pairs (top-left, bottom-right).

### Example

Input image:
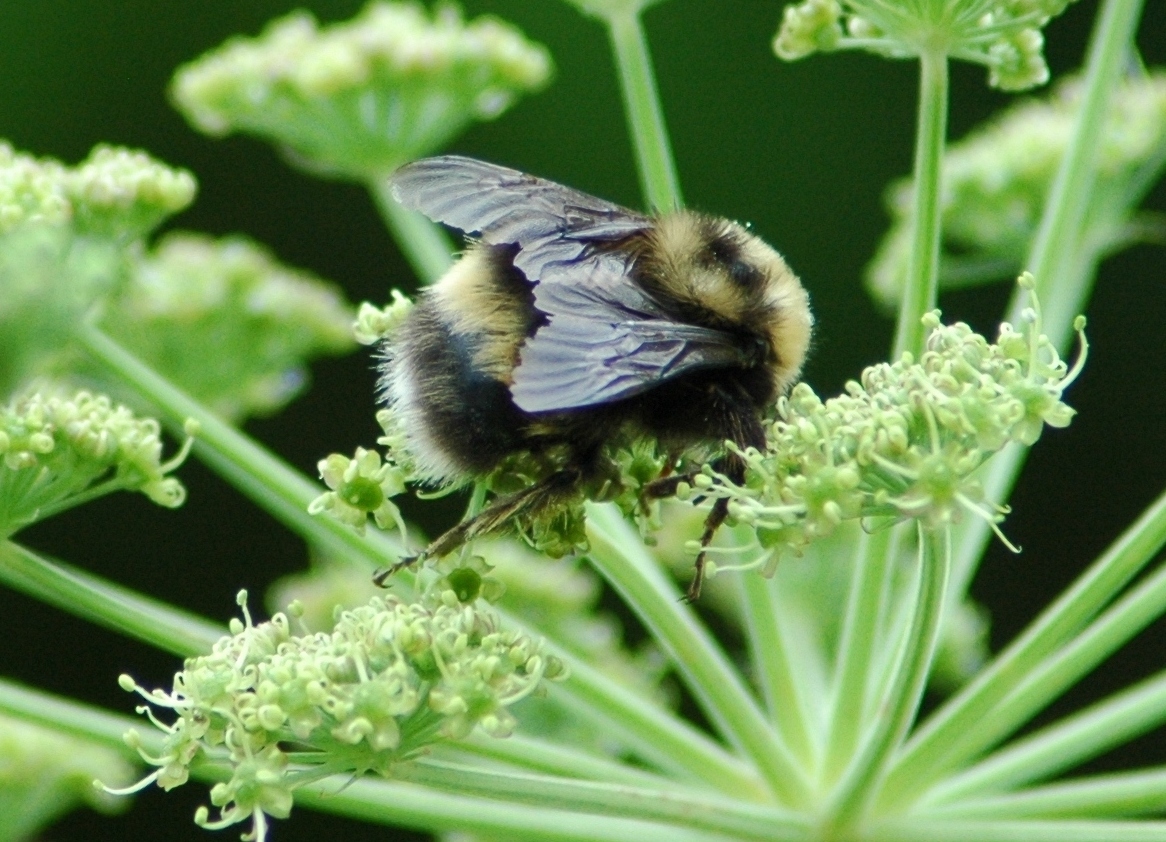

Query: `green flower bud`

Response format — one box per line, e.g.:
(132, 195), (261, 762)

(0, 388), (192, 537)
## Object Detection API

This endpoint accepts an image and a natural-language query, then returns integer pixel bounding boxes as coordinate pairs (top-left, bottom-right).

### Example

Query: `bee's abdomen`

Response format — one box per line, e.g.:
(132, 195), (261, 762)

(386, 301), (529, 482)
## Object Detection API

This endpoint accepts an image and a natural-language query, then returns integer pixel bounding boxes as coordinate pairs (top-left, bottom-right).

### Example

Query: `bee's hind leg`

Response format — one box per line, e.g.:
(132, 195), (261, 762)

(373, 467), (582, 587)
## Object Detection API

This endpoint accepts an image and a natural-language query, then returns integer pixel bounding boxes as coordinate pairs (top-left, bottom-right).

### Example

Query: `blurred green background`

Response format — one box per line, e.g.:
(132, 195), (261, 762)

(0, 1), (1163, 839)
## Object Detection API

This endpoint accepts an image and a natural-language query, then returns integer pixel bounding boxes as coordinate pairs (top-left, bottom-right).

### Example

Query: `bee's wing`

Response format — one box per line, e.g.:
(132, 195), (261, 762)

(510, 252), (751, 412)
(394, 156), (747, 411)
(389, 156), (652, 280)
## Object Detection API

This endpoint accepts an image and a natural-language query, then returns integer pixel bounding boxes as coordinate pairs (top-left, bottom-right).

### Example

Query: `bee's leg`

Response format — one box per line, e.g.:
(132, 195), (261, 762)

(374, 467), (581, 586)
(687, 496), (732, 602)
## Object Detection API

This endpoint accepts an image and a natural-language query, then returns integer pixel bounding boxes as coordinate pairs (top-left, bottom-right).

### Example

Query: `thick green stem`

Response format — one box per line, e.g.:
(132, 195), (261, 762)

(371, 178), (454, 284)
(1009, 0), (1148, 335)
(880, 486), (1166, 811)
(736, 571), (819, 768)
(0, 541), (223, 656)
(892, 49), (948, 361)
(863, 818), (1166, 842)
(606, 9), (683, 211)
(585, 503), (810, 805)
(920, 767), (1166, 820)
(823, 527), (895, 784)
(395, 759), (809, 841)
(825, 526), (950, 828)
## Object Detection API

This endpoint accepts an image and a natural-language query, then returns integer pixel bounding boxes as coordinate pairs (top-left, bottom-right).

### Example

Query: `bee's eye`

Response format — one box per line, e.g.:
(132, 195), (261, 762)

(728, 259), (762, 288)
(705, 236), (761, 289)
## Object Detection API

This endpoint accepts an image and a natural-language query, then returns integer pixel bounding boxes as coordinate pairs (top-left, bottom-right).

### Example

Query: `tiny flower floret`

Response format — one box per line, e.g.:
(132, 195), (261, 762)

(117, 589), (565, 841)
(309, 446), (409, 538)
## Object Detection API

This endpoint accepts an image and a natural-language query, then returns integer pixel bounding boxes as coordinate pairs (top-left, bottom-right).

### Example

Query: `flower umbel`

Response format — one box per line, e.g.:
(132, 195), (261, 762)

(171, 1), (552, 180)
(98, 232), (356, 422)
(0, 142), (195, 241)
(116, 588), (566, 841)
(774, 0), (1078, 90)
(0, 388), (192, 538)
(697, 274), (1085, 577)
(868, 71), (1166, 309)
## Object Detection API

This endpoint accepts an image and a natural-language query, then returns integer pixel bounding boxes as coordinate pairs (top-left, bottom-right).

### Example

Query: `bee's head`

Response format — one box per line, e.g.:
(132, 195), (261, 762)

(637, 211), (813, 395)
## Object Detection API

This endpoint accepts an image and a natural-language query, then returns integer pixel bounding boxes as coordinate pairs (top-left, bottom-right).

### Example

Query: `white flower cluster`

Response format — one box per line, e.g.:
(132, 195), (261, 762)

(774, 0), (1077, 90)
(172, 1), (552, 179)
(0, 142), (195, 240)
(117, 589), (566, 841)
(0, 389), (190, 537)
(693, 275), (1084, 569)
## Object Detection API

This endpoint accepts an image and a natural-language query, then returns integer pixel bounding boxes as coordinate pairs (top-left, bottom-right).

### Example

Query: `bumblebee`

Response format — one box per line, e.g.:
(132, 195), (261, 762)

(380, 156), (812, 599)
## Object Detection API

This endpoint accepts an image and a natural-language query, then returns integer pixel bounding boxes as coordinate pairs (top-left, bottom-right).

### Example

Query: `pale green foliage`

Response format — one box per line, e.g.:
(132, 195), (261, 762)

(0, 388), (191, 537)
(0, 715), (135, 841)
(171, 1), (552, 180)
(98, 232), (356, 422)
(868, 71), (1166, 309)
(774, 0), (1077, 89)
(117, 589), (566, 840)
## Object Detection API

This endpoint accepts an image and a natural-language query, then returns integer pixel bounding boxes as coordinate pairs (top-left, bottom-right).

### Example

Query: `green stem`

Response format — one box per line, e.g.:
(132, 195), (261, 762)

(863, 818), (1166, 842)
(826, 526), (950, 829)
(606, 8), (683, 211)
(910, 552), (1166, 795)
(922, 664), (1166, 805)
(585, 502), (810, 805)
(1009, 0), (1148, 337)
(539, 648), (766, 796)
(396, 759), (810, 842)
(920, 767), (1166, 820)
(892, 49), (949, 361)
(879, 486), (1166, 811)
(448, 733), (672, 788)
(950, 0), (1147, 601)
(371, 178), (455, 284)
(297, 777), (743, 842)
(823, 527), (895, 784)
(736, 570), (819, 768)
(0, 541), (222, 656)
(0, 677), (140, 752)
